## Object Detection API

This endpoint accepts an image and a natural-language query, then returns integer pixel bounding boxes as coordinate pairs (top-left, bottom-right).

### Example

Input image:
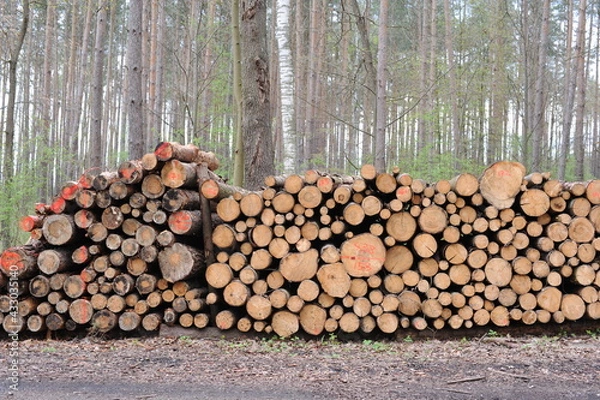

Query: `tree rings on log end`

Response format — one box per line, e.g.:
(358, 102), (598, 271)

(479, 161), (526, 210)
(340, 233), (386, 277)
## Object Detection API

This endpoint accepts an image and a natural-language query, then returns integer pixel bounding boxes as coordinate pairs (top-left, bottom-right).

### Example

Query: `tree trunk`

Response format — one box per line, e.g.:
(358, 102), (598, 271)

(240, 0), (274, 190)
(374, 0), (389, 171)
(275, 0), (295, 172)
(126, 0), (145, 159)
(90, 2), (108, 168)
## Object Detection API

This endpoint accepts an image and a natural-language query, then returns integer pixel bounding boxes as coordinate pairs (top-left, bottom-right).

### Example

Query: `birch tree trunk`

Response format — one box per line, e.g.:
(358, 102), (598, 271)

(275, 0), (295, 173)
(573, 0), (588, 180)
(374, 0), (389, 172)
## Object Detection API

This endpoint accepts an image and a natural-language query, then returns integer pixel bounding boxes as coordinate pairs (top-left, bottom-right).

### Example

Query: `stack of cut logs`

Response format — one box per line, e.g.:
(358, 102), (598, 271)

(1, 142), (599, 338)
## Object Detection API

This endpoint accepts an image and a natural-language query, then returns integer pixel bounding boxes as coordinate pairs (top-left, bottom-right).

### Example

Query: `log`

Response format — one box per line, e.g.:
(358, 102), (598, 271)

(449, 173), (479, 197)
(561, 293), (586, 321)
(113, 274), (136, 296)
(537, 287), (562, 313)
(119, 160), (145, 184)
(168, 210), (202, 236)
(119, 310), (142, 331)
(109, 181), (134, 200)
(223, 280), (251, 307)
(316, 262), (351, 298)
(87, 222), (108, 242)
(418, 205), (448, 234)
(338, 312), (360, 333)
(29, 275), (51, 298)
(206, 262), (234, 289)
(69, 298), (94, 325)
(42, 214), (79, 246)
(377, 312), (399, 334)
(19, 215), (44, 232)
(141, 173), (166, 199)
(246, 294), (272, 321)
(299, 304), (327, 336)
(158, 243), (205, 283)
(397, 291), (421, 316)
(412, 233), (437, 258)
(484, 258), (513, 287)
(91, 309), (118, 332)
(216, 197), (241, 222)
(520, 188), (550, 217)
(271, 310), (299, 338)
(162, 188), (201, 213)
(585, 179), (600, 204)
(340, 233), (386, 277)
(568, 217), (595, 243)
(215, 309), (237, 330)
(101, 206), (124, 230)
(161, 159), (198, 188)
(386, 211), (417, 242)
(0, 245), (40, 278)
(139, 312), (161, 331)
(279, 248), (319, 282)
(155, 141), (198, 162)
(479, 161), (526, 209)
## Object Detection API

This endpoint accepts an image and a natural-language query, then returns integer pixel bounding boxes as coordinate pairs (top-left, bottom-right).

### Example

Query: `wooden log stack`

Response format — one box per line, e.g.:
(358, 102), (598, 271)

(1, 144), (599, 339)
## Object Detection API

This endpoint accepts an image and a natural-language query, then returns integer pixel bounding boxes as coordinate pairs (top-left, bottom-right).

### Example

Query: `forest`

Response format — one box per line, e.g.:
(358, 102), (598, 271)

(1, 0), (599, 249)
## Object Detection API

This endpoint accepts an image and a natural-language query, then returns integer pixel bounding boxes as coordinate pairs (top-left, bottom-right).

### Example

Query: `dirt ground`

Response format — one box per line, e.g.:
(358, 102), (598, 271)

(2, 325), (600, 400)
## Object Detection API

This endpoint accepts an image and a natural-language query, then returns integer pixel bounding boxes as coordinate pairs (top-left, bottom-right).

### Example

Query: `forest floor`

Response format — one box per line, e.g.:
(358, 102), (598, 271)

(2, 324), (600, 400)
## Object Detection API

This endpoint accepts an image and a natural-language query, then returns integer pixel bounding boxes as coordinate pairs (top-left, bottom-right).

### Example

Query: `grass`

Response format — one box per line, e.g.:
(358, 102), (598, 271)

(361, 339), (396, 353)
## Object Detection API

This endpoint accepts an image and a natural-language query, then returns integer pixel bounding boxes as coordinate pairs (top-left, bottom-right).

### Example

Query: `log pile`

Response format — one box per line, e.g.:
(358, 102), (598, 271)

(1, 143), (599, 339)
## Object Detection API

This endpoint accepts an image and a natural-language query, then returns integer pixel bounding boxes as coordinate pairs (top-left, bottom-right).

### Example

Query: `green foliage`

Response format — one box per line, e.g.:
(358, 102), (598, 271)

(486, 329), (500, 338)
(0, 167), (43, 249)
(361, 339), (395, 353)
(394, 144), (485, 182)
(586, 329), (600, 339)
(106, 150), (130, 169)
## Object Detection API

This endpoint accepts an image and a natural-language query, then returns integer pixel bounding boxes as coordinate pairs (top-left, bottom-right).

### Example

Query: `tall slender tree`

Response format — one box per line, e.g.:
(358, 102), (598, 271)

(531, 0), (550, 172)
(240, 0), (274, 189)
(573, 0), (588, 180)
(558, 0), (575, 180)
(275, 0), (295, 173)
(374, 0), (389, 171)
(232, 0), (244, 186)
(90, 1), (108, 168)
(125, 0), (145, 160)
(3, 0), (29, 182)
